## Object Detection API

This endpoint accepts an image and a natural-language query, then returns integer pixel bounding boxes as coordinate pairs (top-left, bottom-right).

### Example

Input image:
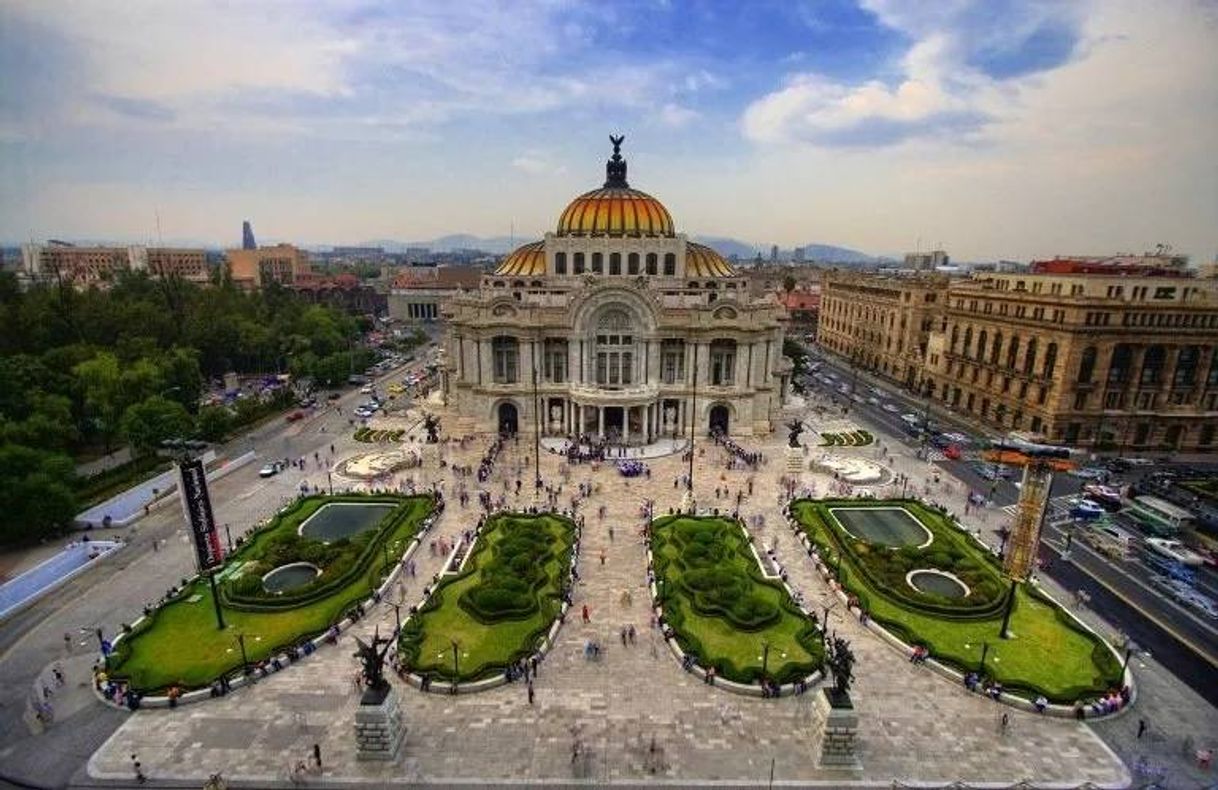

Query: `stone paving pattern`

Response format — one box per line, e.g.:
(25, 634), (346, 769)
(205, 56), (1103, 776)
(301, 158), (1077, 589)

(87, 415), (1132, 787)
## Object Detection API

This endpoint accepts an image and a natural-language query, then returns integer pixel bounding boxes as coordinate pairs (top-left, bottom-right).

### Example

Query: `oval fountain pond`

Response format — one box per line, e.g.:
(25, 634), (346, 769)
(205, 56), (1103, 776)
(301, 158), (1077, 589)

(262, 562), (322, 594)
(906, 569), (970, 599)
(298, 502), (396, 543)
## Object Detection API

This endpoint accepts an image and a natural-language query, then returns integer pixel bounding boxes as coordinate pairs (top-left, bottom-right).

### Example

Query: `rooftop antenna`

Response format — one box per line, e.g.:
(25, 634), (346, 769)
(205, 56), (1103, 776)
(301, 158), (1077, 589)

(155, 208), (163, 246)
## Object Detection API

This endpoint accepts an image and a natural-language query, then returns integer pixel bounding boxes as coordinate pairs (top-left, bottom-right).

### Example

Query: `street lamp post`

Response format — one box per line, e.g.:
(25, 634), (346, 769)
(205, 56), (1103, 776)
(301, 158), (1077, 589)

(1120, 640), (1139, 676)
(979, 640), (990, 674)
(236, 633), (249, 674)
(224, 523), (234, 553)
(532, 359), (542, 493)
(688, 341), (698, 493)
(761, 641), (771, 676)
(327, 469), (333, 496)
(391, 602), (402, 636)
(451, 639), (461, 680)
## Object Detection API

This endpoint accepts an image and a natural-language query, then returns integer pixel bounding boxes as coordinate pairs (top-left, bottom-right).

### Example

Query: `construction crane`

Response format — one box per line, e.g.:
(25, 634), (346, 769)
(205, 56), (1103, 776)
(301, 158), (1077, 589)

(979, 437), (1076, 638)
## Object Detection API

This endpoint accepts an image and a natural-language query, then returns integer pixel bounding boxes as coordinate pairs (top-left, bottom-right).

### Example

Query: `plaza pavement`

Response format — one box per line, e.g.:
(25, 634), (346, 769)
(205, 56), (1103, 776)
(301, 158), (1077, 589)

(85, 419), (1133, 788)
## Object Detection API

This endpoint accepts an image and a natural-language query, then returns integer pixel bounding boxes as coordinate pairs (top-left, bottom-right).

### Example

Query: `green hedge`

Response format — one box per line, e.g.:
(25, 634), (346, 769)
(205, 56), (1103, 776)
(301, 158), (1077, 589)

(398, 512), (577, 682)
(651, 515), (822, 685)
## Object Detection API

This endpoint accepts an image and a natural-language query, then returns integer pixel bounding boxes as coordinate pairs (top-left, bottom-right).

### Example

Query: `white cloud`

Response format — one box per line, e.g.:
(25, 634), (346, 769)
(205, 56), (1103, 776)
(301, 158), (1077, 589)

(658, 103), (701, 128)
(511, 154), (566, 176)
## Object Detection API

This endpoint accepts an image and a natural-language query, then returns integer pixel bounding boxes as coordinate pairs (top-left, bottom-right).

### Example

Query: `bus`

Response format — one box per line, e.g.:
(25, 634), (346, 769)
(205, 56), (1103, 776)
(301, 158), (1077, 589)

(1128, 495), (1196, 537)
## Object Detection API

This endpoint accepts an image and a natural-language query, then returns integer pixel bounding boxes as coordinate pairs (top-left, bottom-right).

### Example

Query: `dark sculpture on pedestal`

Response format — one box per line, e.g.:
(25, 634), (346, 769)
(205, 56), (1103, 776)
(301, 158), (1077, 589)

(786, 419), (805, 449)
(825, 634), (856, 706)
(423, 413), (441, 444)
(353, 627), (394, 704)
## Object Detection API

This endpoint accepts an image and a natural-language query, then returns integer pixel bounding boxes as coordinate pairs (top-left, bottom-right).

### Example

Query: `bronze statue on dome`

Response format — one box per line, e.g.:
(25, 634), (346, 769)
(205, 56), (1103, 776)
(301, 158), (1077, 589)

(610, 134), (625, 157)
(605, 134), (629, 188)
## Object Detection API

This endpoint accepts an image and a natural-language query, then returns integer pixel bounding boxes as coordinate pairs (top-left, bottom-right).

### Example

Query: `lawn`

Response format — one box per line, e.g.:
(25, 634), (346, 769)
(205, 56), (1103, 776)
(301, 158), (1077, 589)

(108, 494), (432, 693)
(791, 498), (1122, 702)
(650, 515), (822, 685)
(398, 512), (576, 682)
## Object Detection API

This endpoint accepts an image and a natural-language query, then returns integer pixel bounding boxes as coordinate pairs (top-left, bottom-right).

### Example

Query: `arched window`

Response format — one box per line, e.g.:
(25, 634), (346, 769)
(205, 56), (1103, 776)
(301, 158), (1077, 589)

(1140, 345), (1165, 385)
(990, 332), (1003, 365)
(1006, 336), (1019, 370)
(627, 253), (640, 275)
(663, 253), (676, 276)
(609, 252), (621, 275)
(710, 339), (737, 386)
(1077, 346), (1097, 383)
(949, 324), (959, 354)
(1174, 346), (1200, 387)
(977, 330), (988, 361)
(1042, 342), (1058, 378)
(646, 253), (658, 275)
(1023, 338), (1038, 375)
(554, 251), (567, 275)
(591, 252), (603, 274)
(594, 310), (634, 387)
(573, 252), (585, 274)
(963, 327), (973, 357)
(1108, 344), (1133, 383)
(491, 336), (519, 384)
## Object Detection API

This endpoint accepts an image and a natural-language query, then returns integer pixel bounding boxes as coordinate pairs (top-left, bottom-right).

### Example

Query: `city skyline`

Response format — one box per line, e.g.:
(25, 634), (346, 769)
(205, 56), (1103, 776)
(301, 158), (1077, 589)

(1, 0), (1215, 262)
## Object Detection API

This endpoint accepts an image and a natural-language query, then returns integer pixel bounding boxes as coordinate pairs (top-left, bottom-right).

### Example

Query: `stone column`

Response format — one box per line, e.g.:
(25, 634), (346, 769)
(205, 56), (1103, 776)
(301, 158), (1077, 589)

(623, 407), (631, 444)
(598, 407), (605, 440)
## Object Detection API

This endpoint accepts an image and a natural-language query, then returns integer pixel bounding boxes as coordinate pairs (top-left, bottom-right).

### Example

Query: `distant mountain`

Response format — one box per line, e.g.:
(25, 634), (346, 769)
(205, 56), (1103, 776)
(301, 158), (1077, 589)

(359, 235), (520, 254)
(694, 236), (874, 264)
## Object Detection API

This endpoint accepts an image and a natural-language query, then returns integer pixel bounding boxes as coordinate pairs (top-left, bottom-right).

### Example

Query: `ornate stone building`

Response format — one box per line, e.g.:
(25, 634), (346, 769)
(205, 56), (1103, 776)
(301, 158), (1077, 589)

(442, 139), (790, 439)
(819, 268), (1218, 453)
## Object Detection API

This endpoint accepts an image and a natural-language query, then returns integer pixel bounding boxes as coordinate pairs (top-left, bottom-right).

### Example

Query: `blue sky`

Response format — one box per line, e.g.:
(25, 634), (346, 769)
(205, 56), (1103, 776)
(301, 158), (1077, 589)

(1, 0), (1214, 261)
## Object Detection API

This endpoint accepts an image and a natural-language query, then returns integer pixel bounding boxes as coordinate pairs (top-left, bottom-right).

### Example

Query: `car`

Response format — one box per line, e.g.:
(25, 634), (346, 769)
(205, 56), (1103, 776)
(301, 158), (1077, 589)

(866, 396), (880, 406)
(882, 403), (900, 413)
(1082, 484), (1123, 510)
(1122, 457), (1156, 467)
(360, 385), (374, 394)
(944, 445), (963, 461)
(258, 462), (283, 478)
(285, 410), (306, 423)
(327, 392), (342, 401)
(1070, 467), (1108, 480)
(353, 407), (372, 419)
(1067, 498), (1106, 520)
(1145, 537), (1207, 566)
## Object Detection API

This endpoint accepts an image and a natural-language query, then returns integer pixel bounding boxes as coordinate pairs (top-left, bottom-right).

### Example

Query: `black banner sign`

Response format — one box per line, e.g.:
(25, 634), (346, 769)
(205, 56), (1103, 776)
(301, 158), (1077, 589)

(178, 458), (223, 571)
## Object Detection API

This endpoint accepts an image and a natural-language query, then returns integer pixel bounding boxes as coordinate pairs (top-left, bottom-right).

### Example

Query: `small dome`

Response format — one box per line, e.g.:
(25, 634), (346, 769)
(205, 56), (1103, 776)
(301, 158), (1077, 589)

(686, 242), (737, 277)
(494, 240), (546, 276)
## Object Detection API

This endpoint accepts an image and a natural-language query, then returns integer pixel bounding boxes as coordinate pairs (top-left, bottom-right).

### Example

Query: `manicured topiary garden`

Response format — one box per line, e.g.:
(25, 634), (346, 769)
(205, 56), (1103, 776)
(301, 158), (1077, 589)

(819, 430), (873, 447)
(650, 515), (823, 685)
(108, 494), (433, 693)
(398, 512), (577, 683)
(789, 498), (1123, 702)
(353, 427), (405, 443)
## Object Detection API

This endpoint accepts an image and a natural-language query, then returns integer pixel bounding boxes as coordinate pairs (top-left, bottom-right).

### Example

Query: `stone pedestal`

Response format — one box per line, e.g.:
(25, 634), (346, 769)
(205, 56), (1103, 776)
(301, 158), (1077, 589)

(786, 445), (805, 474)
(354, 685), (406, 762)
(813, 688), (861, 770)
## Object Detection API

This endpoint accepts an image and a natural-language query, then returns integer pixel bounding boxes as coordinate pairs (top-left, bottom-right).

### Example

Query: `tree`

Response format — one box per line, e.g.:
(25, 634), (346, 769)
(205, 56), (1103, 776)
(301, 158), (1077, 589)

(120, 396), (193, 455)
(195, 405), (234, 442)
(73, 353), (123, 453)
(0, 443), (77, 544)
(783, 274), (797, 294)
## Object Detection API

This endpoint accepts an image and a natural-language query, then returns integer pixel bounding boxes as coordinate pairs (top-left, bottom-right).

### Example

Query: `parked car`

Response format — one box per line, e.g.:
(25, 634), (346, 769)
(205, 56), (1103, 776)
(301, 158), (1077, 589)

(882, 402), (900, 413)
(1067, 498), (1106, 520)
(258, 461), (284, 478)
(285, 410), (306, 423)
(360, 385), (374, 394)
(1070, 467), (1108, 480)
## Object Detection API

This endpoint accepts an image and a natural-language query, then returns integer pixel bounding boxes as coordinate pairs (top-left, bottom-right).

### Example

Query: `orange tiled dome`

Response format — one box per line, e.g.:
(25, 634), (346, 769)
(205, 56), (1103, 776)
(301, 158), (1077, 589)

(493, 240), (546, 276)
(556, 187), (675, 238)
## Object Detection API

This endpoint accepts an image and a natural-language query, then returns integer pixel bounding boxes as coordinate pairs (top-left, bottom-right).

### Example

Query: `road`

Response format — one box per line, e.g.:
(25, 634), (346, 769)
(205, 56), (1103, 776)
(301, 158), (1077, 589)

(0, 354), (431, 788)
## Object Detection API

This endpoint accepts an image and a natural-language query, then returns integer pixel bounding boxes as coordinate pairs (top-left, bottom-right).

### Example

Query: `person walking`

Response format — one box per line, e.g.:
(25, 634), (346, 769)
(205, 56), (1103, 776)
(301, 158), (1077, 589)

(1137, 718), (1147, 739)
(581, 604), (590, 623)
(312, 742), (322, 769)
(131, 755), (146, 785)
(527, 680), (535, 705)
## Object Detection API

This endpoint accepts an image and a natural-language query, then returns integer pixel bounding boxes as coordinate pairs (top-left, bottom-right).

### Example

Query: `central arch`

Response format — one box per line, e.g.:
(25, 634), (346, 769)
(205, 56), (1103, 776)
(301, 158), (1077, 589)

(497, 402), (519, 436)
(709, 403), (731, 434)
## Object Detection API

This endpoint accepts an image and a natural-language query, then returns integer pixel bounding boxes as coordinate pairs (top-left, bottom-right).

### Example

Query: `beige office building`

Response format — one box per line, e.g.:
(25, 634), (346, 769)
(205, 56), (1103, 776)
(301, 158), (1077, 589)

(226, 244), (311, 290)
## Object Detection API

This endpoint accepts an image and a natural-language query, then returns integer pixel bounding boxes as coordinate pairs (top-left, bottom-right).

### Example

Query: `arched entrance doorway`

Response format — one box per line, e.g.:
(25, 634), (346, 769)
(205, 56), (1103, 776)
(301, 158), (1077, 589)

(709, 404), (730, 435)
(498, 402), (519, 436)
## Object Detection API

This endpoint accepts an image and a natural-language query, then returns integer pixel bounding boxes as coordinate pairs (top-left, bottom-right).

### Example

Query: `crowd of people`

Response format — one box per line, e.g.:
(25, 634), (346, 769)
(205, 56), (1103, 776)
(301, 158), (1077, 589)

(709, 429), (763, 469)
